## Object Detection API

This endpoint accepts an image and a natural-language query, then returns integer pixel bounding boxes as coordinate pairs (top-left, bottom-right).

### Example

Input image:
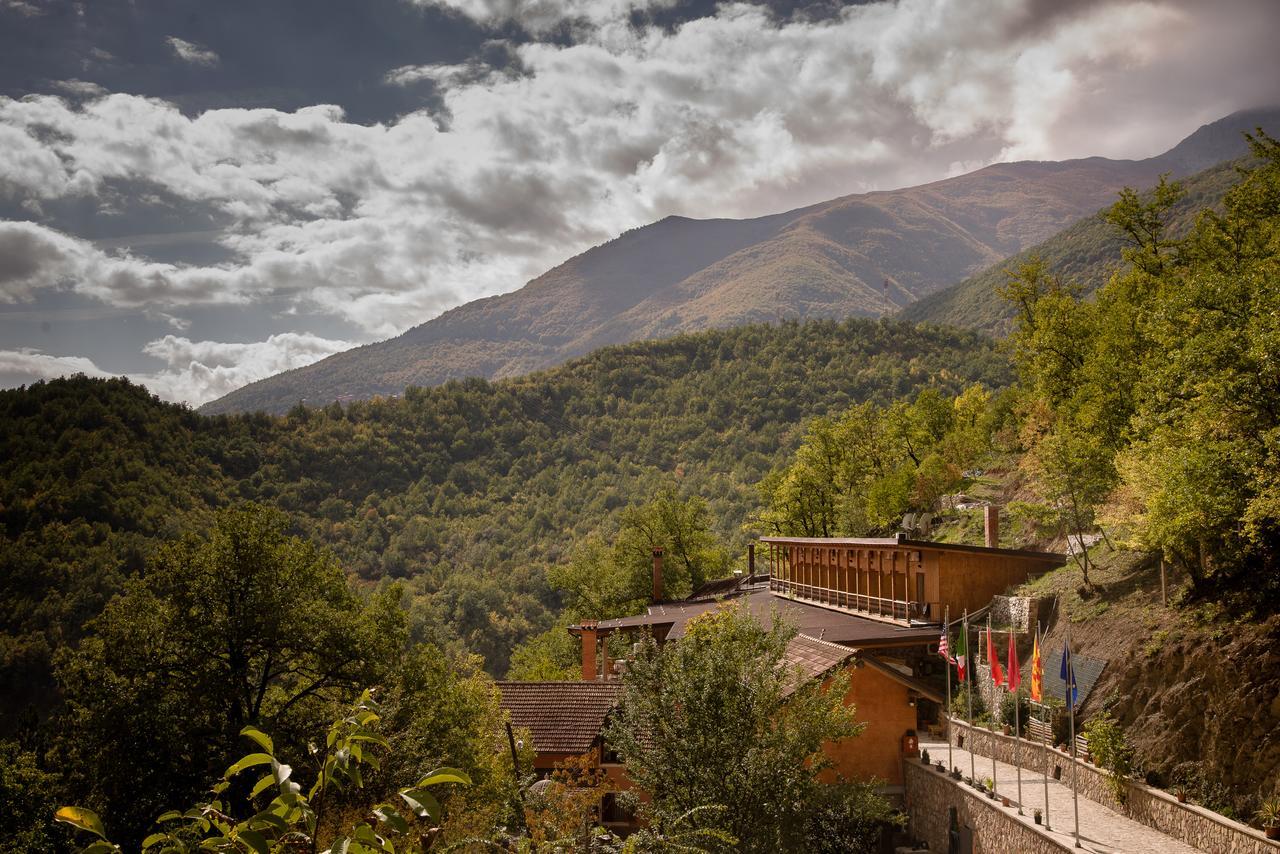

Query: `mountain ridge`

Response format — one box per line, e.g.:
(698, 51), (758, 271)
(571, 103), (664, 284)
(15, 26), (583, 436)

(203, 107), (1280, 415)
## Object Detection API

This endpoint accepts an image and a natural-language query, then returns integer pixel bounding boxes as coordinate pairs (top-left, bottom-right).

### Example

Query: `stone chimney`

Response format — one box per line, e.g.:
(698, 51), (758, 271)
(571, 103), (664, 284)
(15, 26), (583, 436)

(748, 543), (756, 577)
(580, 620), (598, 681)
(652, 547), (665, 602)
(984, 505), (1000, 549)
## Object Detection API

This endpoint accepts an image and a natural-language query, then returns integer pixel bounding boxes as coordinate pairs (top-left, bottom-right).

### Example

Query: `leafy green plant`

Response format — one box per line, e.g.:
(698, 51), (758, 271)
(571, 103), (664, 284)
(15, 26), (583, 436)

(1082, 712), (1133, 805)
(56, 690), (470, 853)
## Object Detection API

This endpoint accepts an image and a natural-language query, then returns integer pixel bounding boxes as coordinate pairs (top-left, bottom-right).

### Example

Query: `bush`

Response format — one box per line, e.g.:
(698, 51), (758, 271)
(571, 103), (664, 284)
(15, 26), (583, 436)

(1082, 712), (1134, 804)
(801, 781), (905, 854)
(1000, 690), (1031, 734)
(949, 684), (986, 721)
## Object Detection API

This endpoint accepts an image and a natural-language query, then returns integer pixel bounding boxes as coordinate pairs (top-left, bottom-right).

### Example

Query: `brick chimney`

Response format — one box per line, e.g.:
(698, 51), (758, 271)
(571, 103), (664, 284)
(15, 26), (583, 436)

(580, 620), (598, 681)
(652, 547), (664, 603)
(984, 505), (1000, 549)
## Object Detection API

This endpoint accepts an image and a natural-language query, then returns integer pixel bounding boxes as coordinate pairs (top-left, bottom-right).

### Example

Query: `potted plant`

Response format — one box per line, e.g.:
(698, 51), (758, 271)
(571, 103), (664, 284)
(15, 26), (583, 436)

(936, 761), (945, 772)
(921, 748), (931, 765)
(1255, 797), (1280, 839)
(1173, 785), (1187, 804)
(983, 777), (995, 799)
(1034, 808), (1043, 826)
(1002, 795), (1011, 807)
(951, 767), (962, 780)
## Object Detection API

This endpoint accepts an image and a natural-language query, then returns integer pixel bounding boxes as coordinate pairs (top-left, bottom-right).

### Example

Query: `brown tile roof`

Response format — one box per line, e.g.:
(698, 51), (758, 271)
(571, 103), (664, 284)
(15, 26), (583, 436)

(497, 681), (623, 755)
(581, 588), (938, 647)
(781, 634), (856, 696)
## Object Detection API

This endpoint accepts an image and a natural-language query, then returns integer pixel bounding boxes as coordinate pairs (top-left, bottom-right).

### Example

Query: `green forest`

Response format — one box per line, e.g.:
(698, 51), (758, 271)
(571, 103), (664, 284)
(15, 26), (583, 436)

(4, 131), (1280, 850)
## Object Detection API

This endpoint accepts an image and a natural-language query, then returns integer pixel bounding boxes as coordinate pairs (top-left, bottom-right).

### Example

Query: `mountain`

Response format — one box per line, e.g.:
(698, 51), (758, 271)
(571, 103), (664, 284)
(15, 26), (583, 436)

(203, 108), (1280, 415)
(898, 156), (1247, 334)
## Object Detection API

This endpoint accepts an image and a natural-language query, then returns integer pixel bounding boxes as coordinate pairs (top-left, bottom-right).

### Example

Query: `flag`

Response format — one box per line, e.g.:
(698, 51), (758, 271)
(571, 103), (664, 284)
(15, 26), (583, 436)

(987, 626), (1005, 687)
(1006, 630), (1021, 693)
(939, 628), (954, 663)
(1030, 632), (1042, 702)
(1060, 644), (1078, 708)
(955, 624), (968, 682)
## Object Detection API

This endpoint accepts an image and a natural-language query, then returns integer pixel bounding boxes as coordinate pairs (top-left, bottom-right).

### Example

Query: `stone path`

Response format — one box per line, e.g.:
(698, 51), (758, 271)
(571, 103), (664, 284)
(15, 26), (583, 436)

(920, 739), (1204, 853)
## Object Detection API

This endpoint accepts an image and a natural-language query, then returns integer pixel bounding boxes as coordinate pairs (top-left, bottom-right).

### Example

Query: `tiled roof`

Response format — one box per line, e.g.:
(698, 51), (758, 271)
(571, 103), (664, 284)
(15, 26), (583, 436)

(781, 633), (856, 696)
(584, 588), (939, 646)
(497, 681), (623, 754)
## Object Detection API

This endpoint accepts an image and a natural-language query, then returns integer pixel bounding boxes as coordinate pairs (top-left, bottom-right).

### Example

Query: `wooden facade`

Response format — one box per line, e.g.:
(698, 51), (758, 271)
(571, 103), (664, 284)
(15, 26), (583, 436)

(762, 536), (1064, 626)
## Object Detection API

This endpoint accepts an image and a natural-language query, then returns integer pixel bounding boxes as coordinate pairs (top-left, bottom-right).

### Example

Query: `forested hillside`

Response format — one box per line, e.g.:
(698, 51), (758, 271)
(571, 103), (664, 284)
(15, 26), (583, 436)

(899, 156), (1244, 333)
(0, 319), (1009, 721)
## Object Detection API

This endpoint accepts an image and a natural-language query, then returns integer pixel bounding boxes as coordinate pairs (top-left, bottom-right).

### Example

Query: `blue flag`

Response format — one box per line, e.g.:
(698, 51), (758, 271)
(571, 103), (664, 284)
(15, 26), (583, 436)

(1059, 645), (1078, 708)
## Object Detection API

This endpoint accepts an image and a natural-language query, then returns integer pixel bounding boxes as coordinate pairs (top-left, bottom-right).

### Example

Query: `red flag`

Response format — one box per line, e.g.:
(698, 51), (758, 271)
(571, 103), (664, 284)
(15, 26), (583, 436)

(987, 626), (1005, 687)
(1006, 630), (1021, 692)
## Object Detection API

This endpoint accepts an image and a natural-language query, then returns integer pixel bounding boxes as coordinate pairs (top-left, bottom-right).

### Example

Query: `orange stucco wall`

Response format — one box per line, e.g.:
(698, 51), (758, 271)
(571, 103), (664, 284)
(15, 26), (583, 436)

(822, 662), (917, 786)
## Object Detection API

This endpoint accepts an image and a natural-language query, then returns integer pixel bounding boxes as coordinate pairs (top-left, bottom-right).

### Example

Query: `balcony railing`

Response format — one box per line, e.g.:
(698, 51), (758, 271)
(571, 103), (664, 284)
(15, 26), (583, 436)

(769, 578), (940, 624)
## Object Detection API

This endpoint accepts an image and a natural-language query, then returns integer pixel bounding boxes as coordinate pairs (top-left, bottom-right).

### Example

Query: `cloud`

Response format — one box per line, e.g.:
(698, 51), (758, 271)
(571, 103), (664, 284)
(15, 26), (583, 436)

(137, 332), (356, 405)
(51, 79), (107, 98)
(0, 221), (251, 307)
(417, 0), (677, 33)
(0, 348), (111, 381)
(0, 0), (42, 17)
(0, 331), (355, 406)
(165, 36), (220, 67)
(1, 0), (1278, 345)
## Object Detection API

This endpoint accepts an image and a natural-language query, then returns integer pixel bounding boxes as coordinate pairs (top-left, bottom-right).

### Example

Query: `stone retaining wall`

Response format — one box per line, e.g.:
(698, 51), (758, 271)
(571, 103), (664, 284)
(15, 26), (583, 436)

(946, 718), (1280, 854)
(904, 759), (1069, 853)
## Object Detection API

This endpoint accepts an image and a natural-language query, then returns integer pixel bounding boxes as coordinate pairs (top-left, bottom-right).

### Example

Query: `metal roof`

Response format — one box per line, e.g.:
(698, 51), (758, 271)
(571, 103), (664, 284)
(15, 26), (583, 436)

(578, 588), (938, 647)
(759, 536), (1066, 563)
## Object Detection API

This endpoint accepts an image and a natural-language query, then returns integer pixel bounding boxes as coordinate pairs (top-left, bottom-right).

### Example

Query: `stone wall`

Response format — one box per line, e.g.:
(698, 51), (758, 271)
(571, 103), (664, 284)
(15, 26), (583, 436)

(947, 718), (1280, 854)
(904, 759), (1069, 854)
(989, 595), (1037, 633)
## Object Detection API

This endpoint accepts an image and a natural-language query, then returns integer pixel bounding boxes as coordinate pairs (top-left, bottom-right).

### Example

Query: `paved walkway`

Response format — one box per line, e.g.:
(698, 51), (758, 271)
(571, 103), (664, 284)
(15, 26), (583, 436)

(920, 739), (1204, 853)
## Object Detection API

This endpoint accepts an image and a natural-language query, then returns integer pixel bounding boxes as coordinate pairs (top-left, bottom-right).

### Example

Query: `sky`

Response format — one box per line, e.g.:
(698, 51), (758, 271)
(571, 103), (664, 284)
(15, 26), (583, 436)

(2, 0), (1279, 407)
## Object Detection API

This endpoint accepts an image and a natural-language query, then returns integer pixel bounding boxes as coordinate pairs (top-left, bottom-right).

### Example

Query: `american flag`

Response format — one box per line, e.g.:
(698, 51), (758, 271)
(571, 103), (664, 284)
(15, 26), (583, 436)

(939, 629), (954, 663)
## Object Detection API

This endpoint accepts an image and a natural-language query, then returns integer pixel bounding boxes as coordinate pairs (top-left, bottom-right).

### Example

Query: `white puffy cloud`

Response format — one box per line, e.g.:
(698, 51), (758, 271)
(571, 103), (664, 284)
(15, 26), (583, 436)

(165, 36), (220, 67)
(0, 221), (252, 307)
(137, 332), (356, 405)
(0, 348), (111, 381)
(1, 0), (1277, 349)
(0, 331), (355, 406)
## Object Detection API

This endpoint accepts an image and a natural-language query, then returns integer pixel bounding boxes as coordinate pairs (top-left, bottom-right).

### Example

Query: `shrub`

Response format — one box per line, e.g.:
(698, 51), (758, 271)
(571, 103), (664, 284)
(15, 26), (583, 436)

(1082, 712), (1134, 804)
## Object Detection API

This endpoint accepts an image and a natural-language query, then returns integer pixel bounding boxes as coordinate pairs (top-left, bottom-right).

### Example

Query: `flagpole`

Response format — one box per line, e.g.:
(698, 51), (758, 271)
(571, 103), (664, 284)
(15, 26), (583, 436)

(1039, 622), (1050, 831)
(1067, 626), (1080, 849)
(965, 610), (975, 784)
(945, 605), (953, 773)
(1013, 628), (1023, 815)
(988, 614), (997, 801)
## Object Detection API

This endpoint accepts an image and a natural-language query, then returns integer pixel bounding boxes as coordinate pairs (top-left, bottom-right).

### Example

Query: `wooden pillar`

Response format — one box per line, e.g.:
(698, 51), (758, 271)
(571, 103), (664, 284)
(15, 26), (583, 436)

(581, 622), (598, 681)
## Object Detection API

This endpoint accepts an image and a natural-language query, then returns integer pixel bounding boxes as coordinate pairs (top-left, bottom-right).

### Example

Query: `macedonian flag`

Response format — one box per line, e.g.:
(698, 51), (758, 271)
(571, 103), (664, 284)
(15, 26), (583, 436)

(1030, 630), (1043, 702)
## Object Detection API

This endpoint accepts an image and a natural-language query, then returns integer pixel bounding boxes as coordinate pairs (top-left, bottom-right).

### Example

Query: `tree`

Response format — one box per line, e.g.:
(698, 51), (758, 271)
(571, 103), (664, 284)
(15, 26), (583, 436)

(54, 503), (406, 844)
(605, 605), (881, 852)
(0, 740), (68, 851)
